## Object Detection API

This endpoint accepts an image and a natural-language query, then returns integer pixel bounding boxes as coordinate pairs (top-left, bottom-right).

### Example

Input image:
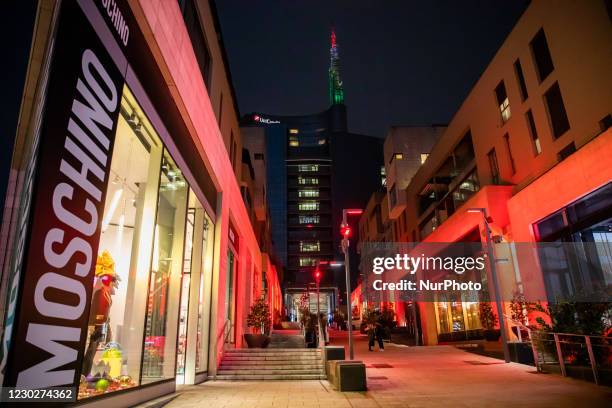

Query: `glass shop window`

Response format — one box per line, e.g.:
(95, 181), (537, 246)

(79, 87), (163, 399)
(141, 151), (189, 384)
(196, 211), (215, 372)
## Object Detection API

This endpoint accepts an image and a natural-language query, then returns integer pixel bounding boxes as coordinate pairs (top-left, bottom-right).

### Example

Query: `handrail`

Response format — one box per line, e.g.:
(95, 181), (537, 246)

(526, 330), (610, 386)
(222, 319), (232, 350)
(317, 320), (326, 349)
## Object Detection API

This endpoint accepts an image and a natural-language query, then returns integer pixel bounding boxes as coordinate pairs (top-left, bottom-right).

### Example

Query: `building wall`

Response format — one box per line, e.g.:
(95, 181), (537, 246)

(356, 0), (612, 346)
(134, 0), (277, 367)
(384, 126), (445, 219)
(403, 0), (612, 243)
(194, 0), (243, 180)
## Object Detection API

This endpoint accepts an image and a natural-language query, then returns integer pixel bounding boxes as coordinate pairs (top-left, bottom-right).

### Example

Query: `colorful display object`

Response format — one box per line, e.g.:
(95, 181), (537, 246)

(78, 250), (136, 398)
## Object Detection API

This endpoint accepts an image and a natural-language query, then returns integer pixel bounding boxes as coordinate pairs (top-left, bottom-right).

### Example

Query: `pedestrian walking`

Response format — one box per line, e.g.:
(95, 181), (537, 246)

(367, 322), (377, 351)
(375, 322), (385, 351)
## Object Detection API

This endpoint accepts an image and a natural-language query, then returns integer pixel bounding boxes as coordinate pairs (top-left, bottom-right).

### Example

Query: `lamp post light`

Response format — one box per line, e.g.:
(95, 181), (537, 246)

(467, 207), (510, 363)
(340, 208), (363, 360)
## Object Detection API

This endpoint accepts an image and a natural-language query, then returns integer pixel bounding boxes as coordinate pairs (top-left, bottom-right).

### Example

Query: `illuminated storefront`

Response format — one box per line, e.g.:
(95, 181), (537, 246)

(0, 0), (237, 405)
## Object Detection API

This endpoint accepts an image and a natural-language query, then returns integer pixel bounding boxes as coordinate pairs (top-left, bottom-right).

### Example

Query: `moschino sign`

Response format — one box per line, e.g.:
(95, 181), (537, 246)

(0, 0), (130, 388)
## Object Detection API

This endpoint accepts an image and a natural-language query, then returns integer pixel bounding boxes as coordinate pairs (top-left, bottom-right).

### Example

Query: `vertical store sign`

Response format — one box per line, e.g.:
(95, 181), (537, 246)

(2, 0), (124, 388)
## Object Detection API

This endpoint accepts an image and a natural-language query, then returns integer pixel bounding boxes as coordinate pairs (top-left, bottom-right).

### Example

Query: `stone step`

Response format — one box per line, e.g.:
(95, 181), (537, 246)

(222, 356), (322, 362)
(224, 351), (320, 356)
(269, 333), (306, 349)
(220, 362), (323, 369)
(218, 369), (325, 375)
(225, 348), (320, 353)
(213, 374), (327, 381)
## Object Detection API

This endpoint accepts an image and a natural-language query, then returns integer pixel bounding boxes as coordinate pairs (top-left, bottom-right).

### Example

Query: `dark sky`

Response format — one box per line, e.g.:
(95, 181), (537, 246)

(216, 0), (528, 137)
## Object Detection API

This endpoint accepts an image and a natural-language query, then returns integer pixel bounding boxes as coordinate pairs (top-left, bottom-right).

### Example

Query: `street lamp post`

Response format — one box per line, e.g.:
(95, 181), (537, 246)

(468, 207), (511, 363)
(340, 208), (363, 360)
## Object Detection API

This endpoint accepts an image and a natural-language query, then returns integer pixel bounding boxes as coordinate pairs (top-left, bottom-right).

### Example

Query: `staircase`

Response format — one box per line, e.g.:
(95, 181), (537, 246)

(215, 348), (326, 380)
(269, 330), (305, 348)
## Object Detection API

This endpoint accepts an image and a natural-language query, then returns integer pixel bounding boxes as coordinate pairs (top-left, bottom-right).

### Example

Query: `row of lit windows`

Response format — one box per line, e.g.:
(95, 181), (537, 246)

(298, 189), (319, 198)
(299, 257), (318, 267)
(299, 215), (320, 224)
(289, 138), (327, 147)
(298, 164), (319, 172)
(299, 241), (320, 252)
(298, 201), (319, 211)
(298, 176), (318, 185)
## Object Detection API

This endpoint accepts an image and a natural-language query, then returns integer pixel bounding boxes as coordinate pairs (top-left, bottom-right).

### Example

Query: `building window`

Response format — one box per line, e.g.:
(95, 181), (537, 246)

(503, 134), (516, 175)
(179, 0), (212, 93)
(530, 28), (554, 82)
(488, 148), (500, 185)
(526, 110), (542, 155)
(514, 59), (528, 101)
(229, 130), (237, 169)
(452, 169), (480, 210)
(535, 183), (612, 300)
(544, 82), (570, 139)
(289, 128), (299, 134)
(558, 142), (576, 161)
(495, 81), (511, 123)
(289, 139), (299, 147)
(420, 153), (429, 164)
(300, 241), (320, 252)
(254, 153), (264, 160)
(218, 92), (224, 126)
(380, 166), (387, 187)
(142, 151), (189, 384)
(299, 189), (319, 198)
(318, 139), (326, 145)
(394, 153), (403, 161)
(298, 176), (318, 185)
(79, 87), (217, 399)
(389, 183), (397, 208)
(600, 114), (612, 132)
(298, 200), (319, 211)
(299, 215), (320, 224)
(298, 164), (319, 172)
(299, 257), (318, 267)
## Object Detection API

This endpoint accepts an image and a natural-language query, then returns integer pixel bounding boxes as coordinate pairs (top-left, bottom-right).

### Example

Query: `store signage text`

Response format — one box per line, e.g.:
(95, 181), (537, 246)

(100, 0), (129, 46)
(17, 48), (119, 388)
(3, 0), (123, 388)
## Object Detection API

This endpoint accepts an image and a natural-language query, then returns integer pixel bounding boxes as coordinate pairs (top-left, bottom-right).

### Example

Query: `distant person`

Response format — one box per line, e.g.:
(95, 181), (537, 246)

(367, 322), (384, 351)
(375, 322), (385, 351)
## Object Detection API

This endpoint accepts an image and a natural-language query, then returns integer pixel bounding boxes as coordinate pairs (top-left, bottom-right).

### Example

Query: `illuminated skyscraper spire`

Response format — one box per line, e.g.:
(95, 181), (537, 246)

(329, 28), (344, 105)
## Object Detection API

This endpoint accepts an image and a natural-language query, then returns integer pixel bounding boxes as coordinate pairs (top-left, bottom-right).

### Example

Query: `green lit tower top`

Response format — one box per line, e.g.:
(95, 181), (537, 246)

(329, 29), (344, 105)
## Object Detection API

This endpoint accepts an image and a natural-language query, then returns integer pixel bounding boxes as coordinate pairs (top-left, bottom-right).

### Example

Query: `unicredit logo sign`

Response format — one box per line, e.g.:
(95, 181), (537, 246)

(253, 114), (280, 124)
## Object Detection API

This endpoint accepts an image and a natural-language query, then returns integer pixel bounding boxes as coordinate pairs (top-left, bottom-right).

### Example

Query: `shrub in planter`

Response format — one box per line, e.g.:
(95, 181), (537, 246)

(479, 302), (500, 341)
(244, 297), (271, 348)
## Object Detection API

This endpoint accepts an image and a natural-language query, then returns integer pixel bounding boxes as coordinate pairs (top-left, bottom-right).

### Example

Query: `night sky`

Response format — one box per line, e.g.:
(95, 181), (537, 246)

(216, 0), (528, 138)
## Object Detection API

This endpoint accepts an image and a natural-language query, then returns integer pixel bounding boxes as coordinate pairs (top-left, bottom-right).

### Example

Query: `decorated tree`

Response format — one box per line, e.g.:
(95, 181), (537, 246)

(247, 297), (271, 335)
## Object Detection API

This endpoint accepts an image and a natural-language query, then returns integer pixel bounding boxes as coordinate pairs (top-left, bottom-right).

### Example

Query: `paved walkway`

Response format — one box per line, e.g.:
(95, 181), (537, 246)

(166, 329), (611, 408)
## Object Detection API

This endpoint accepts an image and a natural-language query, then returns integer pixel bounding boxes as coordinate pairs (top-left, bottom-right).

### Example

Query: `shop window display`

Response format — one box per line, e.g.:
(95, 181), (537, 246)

(196, 211), (215, 372)
(142, 151), (188, 383)
(80, 88), (163, 398)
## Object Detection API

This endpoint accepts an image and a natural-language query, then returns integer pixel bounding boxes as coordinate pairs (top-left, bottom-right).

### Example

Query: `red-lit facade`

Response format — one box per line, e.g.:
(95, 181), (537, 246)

(355, 0), (612, 346)
(0, 0), (281, 406)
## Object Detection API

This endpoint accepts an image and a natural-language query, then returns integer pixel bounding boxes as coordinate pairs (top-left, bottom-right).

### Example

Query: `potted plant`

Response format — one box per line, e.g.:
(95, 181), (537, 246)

(244, 297), (271, 348)
(479, 302), (500, 341)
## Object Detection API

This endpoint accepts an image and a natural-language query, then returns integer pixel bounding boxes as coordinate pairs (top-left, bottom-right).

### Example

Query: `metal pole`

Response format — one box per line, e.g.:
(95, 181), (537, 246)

(554, 333), (566, 376)
(483, 212), (511, 363)
(316, 280), (320, 320)
(585, 336), (599, 385)
(343, 238), (353, 360)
